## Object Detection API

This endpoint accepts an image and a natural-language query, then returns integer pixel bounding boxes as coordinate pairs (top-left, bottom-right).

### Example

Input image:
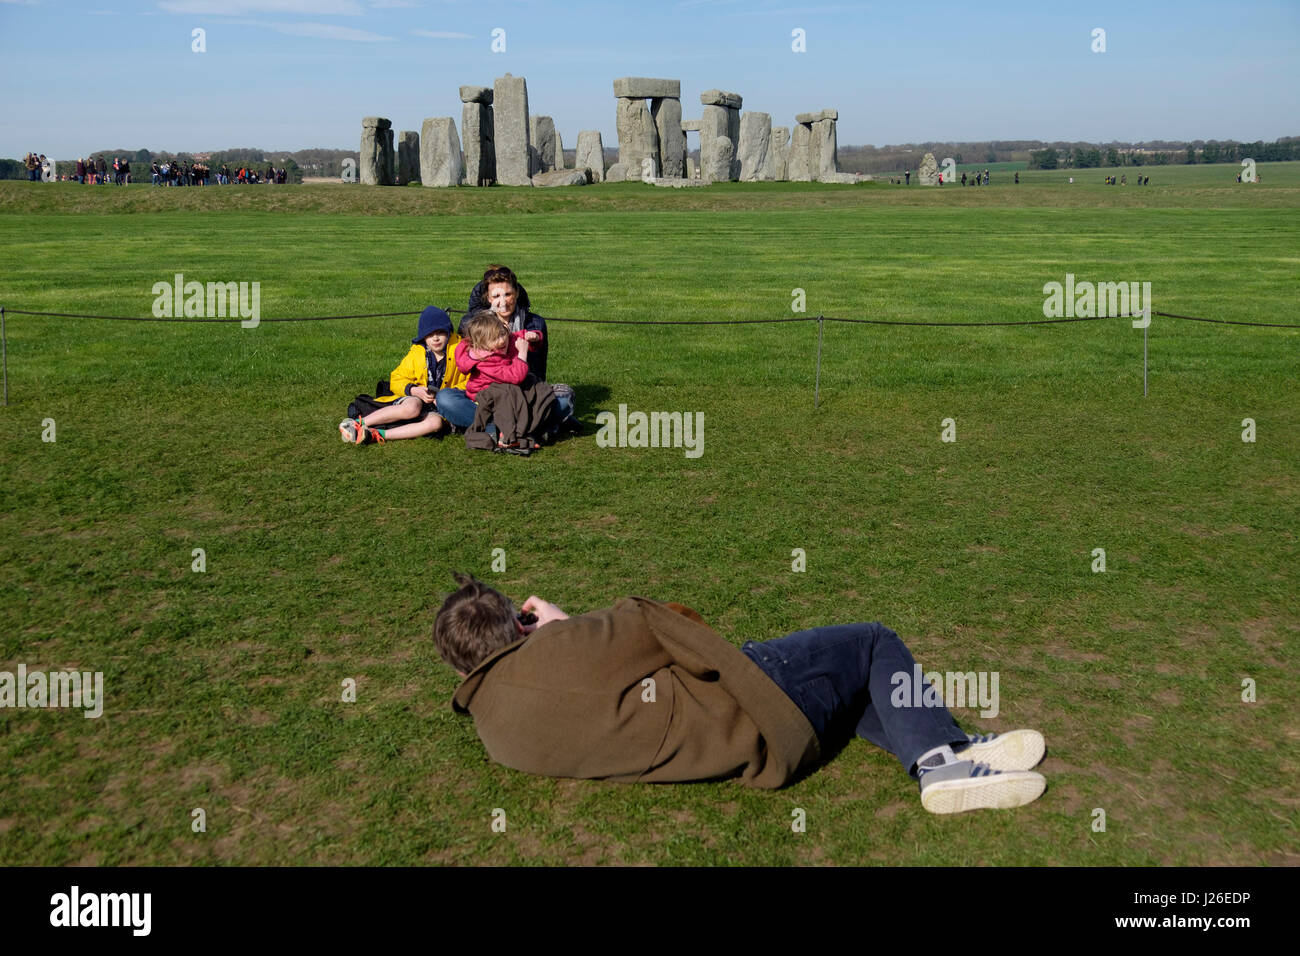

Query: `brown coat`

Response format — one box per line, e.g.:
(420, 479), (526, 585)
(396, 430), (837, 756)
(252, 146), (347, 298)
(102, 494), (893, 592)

(451, 598), (820, 788)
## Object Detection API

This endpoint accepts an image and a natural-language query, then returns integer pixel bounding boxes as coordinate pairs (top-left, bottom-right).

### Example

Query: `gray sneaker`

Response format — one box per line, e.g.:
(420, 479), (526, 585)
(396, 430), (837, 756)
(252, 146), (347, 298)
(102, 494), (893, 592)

(954, 729), (1045, 772)
(919, 760), (1045, 814)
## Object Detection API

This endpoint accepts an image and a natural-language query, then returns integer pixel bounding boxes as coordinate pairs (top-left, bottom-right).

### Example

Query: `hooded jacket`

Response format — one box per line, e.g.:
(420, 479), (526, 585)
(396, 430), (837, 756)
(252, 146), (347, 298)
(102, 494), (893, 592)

(452, 598), (821, 789)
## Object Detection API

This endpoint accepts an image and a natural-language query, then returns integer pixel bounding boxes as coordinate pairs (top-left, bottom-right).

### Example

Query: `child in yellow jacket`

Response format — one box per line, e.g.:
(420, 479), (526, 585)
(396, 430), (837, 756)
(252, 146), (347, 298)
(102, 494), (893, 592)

(340, 306), (470, 444)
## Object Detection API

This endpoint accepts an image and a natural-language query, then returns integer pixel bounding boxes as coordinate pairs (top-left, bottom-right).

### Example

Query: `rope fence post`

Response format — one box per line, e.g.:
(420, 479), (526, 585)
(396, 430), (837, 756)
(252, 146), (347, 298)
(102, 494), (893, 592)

(814, 314), (824, 410)
(2, 306), (7, 407)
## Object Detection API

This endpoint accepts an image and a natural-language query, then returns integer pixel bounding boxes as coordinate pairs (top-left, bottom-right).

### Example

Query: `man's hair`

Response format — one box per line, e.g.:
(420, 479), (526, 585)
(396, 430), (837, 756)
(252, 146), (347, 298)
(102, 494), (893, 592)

(463, 309), (509, 350)
(433, 572), (518, 673)
(481, 265), (519, 292)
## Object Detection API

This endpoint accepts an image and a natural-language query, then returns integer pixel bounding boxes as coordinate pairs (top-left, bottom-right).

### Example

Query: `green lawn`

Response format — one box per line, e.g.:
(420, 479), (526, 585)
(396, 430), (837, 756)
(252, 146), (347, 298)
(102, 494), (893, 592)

(0, 162), (1296, 865)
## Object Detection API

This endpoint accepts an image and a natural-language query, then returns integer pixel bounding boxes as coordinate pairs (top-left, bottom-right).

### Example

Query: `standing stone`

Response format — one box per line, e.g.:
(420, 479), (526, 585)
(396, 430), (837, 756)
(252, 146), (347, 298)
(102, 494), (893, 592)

(651, 97), (685, 178)
(460, 86), (495, 186)
(699, 90), (742, 181)
(576, 130), (605, 182)
(420, 117), (463, 188)
(737, 111), (772, 182)
(360, 117), (393, 185)
(554, 130), (565, 170)
(787, 122), (812, 182)
(699, 104), (732, 183)
(616, 97), (660, 177)
(493, 73), (531, 186)
(605, 163), (628, 183)
(529, 115), (557, 175)
(918, 152), (939, 186)
(685, 156), (696, 180)
(395, 130), (419, 185)
(764, 126), (790, 181)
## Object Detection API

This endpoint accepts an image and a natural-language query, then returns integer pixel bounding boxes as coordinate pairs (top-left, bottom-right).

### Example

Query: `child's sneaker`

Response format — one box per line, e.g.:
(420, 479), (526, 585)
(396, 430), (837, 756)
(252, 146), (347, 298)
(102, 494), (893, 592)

(919, 760), (1045, 814)
(339, 419), (362, 443)
(954, 729), (1045, 772)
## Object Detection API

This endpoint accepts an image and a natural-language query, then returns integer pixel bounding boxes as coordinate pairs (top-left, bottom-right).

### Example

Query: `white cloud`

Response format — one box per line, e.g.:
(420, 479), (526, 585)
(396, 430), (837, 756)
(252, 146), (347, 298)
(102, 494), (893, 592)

(411, 28), (472, 39)
(214, 15), (394, 39)
(158, 1), (365, 15)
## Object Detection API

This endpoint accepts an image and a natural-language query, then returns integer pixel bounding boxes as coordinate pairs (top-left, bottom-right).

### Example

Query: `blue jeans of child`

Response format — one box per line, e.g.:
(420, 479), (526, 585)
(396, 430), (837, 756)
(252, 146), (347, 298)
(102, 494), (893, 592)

(741, 623), (967, 778)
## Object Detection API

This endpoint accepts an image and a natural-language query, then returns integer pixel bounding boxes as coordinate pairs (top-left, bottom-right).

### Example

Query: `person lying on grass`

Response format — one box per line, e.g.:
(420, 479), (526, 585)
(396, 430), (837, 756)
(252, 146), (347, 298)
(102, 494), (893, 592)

(433, 574), (1047, 814)
(339, 306), (469, 445)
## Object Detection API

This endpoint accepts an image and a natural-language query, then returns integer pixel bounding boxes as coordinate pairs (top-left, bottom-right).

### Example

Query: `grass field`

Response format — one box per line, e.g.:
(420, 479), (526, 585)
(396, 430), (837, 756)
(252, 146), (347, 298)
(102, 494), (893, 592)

(0, 161), (1296, 866)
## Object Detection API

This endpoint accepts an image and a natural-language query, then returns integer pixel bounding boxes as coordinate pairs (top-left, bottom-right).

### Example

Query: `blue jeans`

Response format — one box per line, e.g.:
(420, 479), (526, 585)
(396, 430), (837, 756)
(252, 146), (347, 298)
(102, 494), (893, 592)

(741, 623), (967, 778)
(437, 387), (572, 432)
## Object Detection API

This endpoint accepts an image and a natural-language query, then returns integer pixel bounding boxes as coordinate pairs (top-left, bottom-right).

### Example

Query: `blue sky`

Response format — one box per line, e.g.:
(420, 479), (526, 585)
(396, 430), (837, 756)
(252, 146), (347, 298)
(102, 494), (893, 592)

(1, 0), (1296, 157)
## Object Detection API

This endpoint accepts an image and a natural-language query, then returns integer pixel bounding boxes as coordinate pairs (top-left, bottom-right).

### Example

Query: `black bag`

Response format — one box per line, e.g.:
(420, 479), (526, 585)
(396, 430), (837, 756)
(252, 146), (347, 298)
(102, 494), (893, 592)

(346, 379), (394, 420)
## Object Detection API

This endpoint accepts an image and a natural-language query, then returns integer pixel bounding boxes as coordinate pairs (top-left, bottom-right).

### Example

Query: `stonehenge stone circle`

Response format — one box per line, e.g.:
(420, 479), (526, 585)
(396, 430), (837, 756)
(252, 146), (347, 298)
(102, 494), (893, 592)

(576, 130), (605, 182)
(493, 73), (531, 186)
(360, 116), (394, 186)
(395, 130), (419, 185)
(420, 117), (463, 188)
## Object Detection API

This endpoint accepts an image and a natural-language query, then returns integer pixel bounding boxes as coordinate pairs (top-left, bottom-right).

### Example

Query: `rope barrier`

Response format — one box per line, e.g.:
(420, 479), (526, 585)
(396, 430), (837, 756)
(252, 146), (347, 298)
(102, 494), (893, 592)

(2, 307), (1294, 328)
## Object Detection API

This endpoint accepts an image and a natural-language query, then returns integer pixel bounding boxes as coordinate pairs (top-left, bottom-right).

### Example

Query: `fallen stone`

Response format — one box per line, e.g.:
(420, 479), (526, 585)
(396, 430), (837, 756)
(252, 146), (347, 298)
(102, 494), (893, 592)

(605, 162), (628, 183)
(613, 77), (681, 99)
(819, 171), (860, 184)
(531, 169), (589, 187)
(651, 177), (707, 188)
(700, 89), (742, 109)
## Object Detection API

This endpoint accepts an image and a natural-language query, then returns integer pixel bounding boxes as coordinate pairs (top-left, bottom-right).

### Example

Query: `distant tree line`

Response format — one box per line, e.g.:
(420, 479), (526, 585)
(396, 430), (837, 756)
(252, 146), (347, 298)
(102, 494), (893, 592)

(1028, 137), (1299, 170)
(834, 136), (1297, 174)
(0, 146), (364, 181)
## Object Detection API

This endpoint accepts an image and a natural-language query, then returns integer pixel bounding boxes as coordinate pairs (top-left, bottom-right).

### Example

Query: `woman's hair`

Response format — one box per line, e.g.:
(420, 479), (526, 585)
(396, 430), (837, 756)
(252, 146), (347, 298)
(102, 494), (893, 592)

(463, 309), (509, 350)
(433, 572), (519, 673)
(481, 265), (519, 292)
